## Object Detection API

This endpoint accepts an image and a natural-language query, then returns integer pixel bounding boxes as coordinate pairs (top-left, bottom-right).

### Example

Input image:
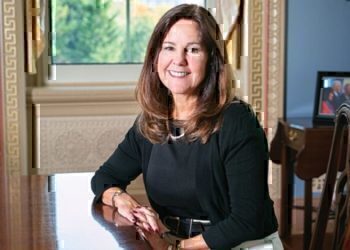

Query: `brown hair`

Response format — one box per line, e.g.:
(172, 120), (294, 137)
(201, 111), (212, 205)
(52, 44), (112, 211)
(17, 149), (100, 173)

(135, 4), (233, 144)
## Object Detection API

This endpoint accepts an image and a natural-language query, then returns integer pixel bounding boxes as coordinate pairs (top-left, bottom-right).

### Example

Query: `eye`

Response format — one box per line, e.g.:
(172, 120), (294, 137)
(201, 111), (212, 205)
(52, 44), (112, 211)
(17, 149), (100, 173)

(163, 46), (174, 51)
(186, 47), (200, 54)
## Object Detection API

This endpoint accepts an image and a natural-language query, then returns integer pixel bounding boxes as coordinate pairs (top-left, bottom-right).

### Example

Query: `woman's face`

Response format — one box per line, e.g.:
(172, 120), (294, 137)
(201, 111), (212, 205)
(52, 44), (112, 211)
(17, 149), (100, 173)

(157, 19), (208, 99)
(328, 92), (334, 101)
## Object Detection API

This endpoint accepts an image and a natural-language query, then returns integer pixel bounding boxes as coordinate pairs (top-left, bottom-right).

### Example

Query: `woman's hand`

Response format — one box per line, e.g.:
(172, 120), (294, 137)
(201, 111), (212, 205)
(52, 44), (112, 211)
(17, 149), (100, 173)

(102, 187), (140, 223)
(101, 204), (134, 226)
(132, 206), (168, 234)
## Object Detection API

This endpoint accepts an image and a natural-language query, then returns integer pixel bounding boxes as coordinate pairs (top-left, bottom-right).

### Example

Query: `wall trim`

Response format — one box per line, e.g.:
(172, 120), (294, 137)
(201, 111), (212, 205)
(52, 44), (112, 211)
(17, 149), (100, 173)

(268, 0), (286, 199)
(248, 0), (263, 114)
(0, 0), (10, 248)
(2, 0), (28, 249)
(28, 85), (137, 104)
(247, 0), (285, 199)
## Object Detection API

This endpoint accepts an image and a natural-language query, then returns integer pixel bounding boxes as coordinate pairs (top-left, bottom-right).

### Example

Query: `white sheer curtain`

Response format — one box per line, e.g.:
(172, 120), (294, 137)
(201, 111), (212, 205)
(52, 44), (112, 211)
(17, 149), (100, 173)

(214, 0), (242, 70)
(215, 0), (241, 40)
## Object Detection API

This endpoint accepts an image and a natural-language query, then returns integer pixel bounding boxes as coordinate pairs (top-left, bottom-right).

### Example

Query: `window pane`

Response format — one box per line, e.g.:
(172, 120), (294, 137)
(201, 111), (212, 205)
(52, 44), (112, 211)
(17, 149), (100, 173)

(51, 0), (205, 64)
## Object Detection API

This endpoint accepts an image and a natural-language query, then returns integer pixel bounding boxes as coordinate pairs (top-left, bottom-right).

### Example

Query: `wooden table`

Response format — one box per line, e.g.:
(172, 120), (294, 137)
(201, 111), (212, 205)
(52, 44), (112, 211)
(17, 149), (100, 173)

(0, 173), (151, 250)
(270, 118), (334, 250)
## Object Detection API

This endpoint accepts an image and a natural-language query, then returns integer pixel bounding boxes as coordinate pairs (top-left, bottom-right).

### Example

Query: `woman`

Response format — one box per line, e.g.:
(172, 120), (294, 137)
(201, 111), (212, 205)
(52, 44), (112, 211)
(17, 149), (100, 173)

(321, 89), (335, 115)
(91, 4), (281, 250)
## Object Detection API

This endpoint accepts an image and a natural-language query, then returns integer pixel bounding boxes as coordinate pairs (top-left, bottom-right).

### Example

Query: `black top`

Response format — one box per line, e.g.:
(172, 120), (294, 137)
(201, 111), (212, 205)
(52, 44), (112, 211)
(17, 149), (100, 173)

(147, 135), (208, 219)
(91, 100), (278, 249)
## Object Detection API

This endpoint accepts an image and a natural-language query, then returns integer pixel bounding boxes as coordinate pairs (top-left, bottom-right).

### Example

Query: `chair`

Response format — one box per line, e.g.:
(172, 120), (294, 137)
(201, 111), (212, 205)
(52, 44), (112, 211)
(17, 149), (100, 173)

(343, 221), (350, 249)
(309, 103), (350, 250)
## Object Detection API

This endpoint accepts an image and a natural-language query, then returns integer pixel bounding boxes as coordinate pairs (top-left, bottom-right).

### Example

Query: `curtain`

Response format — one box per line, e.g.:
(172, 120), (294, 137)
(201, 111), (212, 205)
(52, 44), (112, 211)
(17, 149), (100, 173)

(25, 0), (46, 74)
(215, 0), (242, 69)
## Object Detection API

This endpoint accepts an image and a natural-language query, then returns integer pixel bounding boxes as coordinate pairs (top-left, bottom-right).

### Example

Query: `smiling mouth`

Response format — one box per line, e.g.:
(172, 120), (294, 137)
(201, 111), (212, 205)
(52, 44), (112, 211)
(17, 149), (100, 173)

(168, 70), (190, 77)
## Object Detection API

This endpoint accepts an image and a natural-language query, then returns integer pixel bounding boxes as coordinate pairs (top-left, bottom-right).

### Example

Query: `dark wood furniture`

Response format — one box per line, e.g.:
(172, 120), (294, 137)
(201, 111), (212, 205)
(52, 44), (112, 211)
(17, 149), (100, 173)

(310, 104), (350, 250)
(343, 222), (350, 250)
(0, 173), (151, 250)
(270, 118), (334, 250)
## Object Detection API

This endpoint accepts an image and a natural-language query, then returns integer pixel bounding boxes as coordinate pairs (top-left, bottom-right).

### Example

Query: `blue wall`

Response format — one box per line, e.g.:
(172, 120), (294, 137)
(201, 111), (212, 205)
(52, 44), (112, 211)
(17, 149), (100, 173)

(286, 0), (350, 197)
(286, 0), (350, 117)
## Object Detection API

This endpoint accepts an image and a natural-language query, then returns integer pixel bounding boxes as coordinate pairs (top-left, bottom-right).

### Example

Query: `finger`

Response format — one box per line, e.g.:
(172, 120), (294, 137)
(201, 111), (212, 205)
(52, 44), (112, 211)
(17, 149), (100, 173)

(125, 214), (137, 223)
(113, 211), (134, 226)
(135, 221), (152, 232)
(145, 214), (160, 232)
(132, 208), (158, 228)
(132, 210), (148, 223)
(118, 208), (136, 223)
(143, 221), (153, 232)
(134, 213), (159, 233)
(135, 206), (158, 217)
(134, 207), (160, 232)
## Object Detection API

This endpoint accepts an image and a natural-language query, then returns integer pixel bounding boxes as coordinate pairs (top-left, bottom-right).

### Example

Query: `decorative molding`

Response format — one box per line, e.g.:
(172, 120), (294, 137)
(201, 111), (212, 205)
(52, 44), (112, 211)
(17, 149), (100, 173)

(267, 0), (285, 199)
(249, 0), (263, 113)
(268, 0), (285, 124)
(3, 0), (20, 174)
(35, 115), (136, 174)
(247, 0), (285, 199)
(28, 85), (137, 104)
(3, 1), (22, 249)
(0, 0), (10, 248)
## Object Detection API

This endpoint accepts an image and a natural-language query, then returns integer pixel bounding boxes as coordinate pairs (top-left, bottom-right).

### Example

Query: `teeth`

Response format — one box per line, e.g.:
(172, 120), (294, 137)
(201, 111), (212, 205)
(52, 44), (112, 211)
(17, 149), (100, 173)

(169, 70), (189, 77)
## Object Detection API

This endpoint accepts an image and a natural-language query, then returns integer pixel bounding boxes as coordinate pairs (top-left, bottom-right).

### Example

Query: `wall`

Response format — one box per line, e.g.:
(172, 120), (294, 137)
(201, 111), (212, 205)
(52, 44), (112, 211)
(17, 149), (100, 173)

(286, 0), (350, 197)
(286, 0), (350, 117)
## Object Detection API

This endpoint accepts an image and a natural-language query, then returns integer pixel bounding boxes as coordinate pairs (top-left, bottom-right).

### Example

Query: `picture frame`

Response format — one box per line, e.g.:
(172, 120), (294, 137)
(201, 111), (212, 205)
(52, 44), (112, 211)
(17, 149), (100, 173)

(313, 71), (350, 125)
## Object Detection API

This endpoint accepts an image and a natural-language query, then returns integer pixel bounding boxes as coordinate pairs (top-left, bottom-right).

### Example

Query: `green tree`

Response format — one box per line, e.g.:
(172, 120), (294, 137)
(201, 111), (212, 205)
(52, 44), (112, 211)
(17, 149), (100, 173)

(51, 0), (168, 64)
(52, 0), (122, 63)
(119, 16), (153, 63)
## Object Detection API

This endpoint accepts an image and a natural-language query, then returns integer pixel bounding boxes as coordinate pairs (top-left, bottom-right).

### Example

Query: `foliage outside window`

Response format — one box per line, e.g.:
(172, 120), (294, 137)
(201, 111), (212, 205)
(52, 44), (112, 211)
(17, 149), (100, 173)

(51, 0), (205, 64)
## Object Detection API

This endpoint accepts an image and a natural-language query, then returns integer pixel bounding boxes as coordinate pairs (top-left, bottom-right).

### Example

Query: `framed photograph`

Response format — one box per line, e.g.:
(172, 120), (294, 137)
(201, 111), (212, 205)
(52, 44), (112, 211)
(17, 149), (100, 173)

(313, 71), (350, 125)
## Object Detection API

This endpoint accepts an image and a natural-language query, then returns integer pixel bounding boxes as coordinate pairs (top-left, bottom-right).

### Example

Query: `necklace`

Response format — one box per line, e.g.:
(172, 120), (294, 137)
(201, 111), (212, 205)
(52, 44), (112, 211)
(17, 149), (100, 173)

(169, 126), (185, 141)
(169, 132), (185, 141)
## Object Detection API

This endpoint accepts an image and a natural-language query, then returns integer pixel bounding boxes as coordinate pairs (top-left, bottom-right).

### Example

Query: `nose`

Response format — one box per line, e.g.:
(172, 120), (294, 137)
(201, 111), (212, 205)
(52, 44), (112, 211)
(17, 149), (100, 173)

(172, 50), (187, 66)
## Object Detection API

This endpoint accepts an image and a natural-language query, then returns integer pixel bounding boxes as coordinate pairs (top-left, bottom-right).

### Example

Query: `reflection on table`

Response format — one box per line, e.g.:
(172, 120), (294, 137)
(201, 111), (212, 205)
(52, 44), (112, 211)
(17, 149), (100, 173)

(0, 172), (151, 250)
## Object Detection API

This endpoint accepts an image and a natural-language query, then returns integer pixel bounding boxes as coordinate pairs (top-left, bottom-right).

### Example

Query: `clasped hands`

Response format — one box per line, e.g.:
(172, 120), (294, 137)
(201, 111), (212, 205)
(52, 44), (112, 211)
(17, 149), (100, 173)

(103, 189), (209, 249)
(107, 190), (174, 249)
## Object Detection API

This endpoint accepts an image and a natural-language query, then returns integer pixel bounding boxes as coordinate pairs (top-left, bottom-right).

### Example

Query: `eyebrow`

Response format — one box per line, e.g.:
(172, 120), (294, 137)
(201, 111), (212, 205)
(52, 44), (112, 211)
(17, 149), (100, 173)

(162, 41), (202, 46)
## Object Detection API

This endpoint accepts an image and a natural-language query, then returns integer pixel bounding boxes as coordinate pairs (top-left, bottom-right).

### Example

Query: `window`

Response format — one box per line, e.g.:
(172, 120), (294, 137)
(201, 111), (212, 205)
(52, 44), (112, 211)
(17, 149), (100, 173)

(49, 0), (207, 83)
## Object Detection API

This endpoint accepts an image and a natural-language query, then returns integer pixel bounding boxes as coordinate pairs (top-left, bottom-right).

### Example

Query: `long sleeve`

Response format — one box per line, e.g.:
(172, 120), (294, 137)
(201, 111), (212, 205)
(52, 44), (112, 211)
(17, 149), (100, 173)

(91, 122), (143, 202)
(202, 103), (275, 249)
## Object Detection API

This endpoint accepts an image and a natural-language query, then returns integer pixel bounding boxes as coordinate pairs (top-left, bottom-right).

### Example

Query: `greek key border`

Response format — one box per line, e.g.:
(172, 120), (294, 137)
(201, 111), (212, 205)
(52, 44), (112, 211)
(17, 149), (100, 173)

(248, 0), (285, 199)
(250, 0), (263, 112)
(4, 1), (19, 173)
(3, 0), (22, 249)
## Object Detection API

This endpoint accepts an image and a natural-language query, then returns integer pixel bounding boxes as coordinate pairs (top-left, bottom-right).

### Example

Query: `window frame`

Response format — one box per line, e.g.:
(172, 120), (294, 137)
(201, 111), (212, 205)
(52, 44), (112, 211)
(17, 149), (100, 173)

(45, 0), (213, 85)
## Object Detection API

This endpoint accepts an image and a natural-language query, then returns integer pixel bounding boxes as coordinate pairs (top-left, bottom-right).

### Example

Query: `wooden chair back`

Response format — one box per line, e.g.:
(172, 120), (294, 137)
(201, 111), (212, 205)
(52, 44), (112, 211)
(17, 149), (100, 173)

(309, 103), (350, 250)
